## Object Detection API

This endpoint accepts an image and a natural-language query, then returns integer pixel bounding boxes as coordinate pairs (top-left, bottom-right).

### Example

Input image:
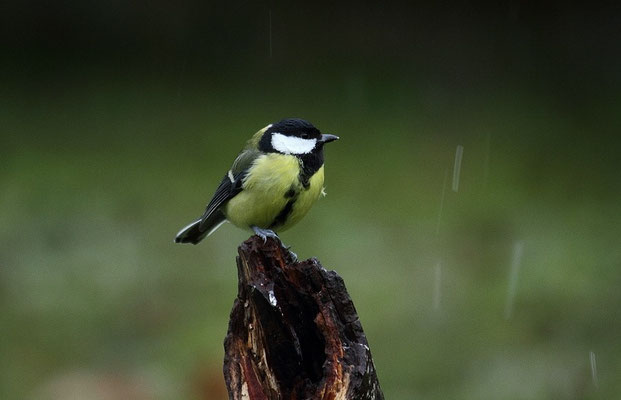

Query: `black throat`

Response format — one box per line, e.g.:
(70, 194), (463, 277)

(298, 150), (324, 189)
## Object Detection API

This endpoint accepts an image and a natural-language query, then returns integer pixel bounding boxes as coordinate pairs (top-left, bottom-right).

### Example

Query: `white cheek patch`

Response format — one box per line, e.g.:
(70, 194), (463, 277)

(271, 133), (317, 155)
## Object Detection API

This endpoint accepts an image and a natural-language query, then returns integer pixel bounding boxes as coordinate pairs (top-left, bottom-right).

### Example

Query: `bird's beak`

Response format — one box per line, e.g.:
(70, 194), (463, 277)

(320, 134), (339, 144)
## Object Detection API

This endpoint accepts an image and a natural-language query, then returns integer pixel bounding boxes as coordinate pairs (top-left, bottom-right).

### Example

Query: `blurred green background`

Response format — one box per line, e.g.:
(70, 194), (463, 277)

(2, 2), (621, 399)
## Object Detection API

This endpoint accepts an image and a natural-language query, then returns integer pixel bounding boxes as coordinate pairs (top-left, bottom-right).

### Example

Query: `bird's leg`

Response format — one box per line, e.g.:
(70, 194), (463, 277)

(252, 226), (279, 243)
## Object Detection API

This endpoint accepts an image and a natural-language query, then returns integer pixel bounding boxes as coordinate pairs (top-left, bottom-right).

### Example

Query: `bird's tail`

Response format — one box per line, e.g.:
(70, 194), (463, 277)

(174, 211), (227, 244)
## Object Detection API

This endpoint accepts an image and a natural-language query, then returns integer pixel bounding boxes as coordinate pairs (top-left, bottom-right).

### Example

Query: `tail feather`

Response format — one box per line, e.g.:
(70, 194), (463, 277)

(174, 211), (227, 244)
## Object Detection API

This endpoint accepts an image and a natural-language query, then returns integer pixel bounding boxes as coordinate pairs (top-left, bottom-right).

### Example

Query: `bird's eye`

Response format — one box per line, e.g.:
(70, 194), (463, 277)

(301, 133), (309, 139)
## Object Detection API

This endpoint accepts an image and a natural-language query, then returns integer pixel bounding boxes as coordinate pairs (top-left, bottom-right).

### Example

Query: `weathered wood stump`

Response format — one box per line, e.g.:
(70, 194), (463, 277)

(223, 236), (384, 400)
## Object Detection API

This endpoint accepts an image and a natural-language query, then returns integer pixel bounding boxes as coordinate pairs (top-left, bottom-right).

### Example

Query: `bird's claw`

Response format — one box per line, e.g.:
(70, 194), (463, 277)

(251, 226), (296, 260)
(252, 226), (279, 244)
(281, 243), (297, 261)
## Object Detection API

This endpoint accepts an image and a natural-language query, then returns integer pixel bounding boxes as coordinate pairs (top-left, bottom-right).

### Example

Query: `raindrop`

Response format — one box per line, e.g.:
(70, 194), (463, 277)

(590, 351), (599, 389)
(268, 290), (277, 306)
(504, 241), (524, 320)
(433, 261), (442, 311)
(452, 145), (464, 192)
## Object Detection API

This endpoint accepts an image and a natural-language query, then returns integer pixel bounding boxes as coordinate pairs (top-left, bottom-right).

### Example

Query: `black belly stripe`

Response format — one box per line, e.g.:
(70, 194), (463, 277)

(284, 187), (296, 198)
(271, 154), (323, 229)
(270, 198), (296, 230)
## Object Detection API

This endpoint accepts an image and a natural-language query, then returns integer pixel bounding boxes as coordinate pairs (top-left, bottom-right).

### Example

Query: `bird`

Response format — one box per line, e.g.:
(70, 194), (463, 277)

(175, 118), (339, 245)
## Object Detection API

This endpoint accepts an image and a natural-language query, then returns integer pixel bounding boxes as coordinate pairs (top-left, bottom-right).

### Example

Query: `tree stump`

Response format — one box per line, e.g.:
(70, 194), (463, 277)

(223, 236), (384, 400)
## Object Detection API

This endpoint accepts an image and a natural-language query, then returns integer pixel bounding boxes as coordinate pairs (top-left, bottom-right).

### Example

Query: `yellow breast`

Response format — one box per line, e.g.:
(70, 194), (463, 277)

(224, 153), (325, 232)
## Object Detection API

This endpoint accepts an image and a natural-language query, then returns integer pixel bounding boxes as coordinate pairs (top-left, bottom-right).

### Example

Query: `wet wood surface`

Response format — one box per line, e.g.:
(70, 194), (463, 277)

(223, 236), (384, 400)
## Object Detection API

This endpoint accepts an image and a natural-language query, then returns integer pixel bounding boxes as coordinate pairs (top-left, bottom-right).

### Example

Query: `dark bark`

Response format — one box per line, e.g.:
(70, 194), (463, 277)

(223, 236), (384, 400)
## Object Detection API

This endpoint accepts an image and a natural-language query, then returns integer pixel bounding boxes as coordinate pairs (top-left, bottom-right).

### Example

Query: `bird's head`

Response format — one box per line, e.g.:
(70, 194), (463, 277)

(258, 118), (338, 156)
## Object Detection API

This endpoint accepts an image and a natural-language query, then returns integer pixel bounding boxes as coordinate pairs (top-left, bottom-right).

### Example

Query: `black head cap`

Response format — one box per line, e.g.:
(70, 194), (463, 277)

(265, 118), (321, 139)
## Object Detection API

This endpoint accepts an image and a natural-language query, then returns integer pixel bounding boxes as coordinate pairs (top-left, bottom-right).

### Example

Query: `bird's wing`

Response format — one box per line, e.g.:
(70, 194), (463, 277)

(198, 148), (260, 231)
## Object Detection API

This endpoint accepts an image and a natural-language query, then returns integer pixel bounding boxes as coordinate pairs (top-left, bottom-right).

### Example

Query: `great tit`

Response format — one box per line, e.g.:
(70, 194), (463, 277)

(175, 118), (339, 244)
